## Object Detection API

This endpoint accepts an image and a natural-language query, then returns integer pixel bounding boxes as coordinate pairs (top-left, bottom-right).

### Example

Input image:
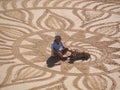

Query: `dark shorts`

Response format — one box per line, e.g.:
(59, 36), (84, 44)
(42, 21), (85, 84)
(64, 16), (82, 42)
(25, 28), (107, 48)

(46, 56), (61, 67)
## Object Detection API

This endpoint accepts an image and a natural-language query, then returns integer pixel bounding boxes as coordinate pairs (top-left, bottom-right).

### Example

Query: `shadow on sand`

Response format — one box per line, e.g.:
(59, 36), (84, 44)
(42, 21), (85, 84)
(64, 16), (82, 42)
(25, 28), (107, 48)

(46, 52), (90, 67)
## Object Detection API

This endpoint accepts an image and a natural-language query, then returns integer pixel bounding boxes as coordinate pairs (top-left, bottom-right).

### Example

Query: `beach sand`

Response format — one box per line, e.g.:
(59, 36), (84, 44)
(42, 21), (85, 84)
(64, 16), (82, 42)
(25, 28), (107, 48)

(0, 0), (120, 90)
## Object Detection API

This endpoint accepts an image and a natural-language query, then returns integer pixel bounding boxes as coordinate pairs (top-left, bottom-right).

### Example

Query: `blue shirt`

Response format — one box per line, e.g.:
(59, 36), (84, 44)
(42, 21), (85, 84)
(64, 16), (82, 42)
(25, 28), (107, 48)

(51, 40), (64, 56)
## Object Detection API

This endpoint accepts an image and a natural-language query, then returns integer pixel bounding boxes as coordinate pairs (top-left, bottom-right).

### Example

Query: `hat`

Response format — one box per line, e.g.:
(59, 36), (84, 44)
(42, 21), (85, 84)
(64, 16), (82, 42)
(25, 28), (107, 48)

(55, 35), (61, 39)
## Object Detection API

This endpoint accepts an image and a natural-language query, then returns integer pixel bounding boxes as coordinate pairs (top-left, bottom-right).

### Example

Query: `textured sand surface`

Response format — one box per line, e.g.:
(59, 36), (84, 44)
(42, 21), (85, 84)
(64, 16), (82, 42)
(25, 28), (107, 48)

(0, 0), (120, 90)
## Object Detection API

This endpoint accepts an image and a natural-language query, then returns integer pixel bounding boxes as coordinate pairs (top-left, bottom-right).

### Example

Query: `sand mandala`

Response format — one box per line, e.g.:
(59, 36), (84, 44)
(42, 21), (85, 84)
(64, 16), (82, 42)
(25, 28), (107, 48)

(0, 0), (120, 90)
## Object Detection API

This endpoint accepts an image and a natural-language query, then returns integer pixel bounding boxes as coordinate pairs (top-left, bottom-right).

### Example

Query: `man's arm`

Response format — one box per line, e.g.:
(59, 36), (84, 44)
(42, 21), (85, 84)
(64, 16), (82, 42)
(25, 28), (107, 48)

(53, 47), (63, 58)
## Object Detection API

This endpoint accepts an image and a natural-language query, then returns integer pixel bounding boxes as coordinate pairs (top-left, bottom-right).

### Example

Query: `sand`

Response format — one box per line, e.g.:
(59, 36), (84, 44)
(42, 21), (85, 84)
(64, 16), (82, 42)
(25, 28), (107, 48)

(0, 0), (120, 90)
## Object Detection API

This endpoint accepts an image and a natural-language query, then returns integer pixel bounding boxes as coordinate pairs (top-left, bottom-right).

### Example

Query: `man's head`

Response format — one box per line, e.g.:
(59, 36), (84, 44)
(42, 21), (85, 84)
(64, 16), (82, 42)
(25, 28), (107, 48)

(55, 35), (61, 43)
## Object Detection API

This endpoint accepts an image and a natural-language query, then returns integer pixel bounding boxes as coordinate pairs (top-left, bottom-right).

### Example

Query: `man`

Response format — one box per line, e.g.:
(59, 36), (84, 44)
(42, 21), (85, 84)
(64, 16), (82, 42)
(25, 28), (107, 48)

(47, 35), (69, 67)
(47, 35), (90, 67)
(51, 35), (69, 59)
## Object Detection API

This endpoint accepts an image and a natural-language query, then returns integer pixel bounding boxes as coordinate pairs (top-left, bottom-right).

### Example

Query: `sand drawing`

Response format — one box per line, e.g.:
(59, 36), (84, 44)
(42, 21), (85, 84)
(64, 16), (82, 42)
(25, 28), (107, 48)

(0, 0), (120, 90)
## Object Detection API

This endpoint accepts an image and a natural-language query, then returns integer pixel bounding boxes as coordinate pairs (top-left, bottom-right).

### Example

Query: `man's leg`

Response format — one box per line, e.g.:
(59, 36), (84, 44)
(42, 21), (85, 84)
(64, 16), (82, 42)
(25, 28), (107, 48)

(52, 48), (69, 61)
(60, 48), (69, 61)
(62, 48), (68, 55)
(47, 56), (61, 67)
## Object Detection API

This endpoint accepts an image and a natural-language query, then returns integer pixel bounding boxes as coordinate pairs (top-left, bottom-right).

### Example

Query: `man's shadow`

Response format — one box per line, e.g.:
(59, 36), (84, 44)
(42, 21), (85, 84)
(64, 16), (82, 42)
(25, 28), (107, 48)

(46, 52), (90, 67)
(68, 52), (90, 64)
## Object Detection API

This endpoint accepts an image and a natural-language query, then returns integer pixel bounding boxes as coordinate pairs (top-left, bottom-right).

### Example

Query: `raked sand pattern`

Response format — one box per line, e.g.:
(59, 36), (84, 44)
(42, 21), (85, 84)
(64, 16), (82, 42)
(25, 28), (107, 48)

(0, 0), (120, 90)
